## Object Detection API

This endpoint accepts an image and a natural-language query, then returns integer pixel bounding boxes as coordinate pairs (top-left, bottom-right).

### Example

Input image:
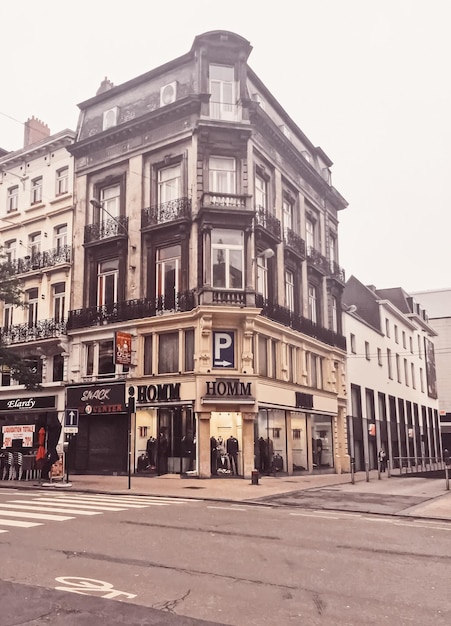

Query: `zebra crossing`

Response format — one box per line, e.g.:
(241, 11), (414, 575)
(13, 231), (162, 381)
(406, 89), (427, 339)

(0, 491), (200, 534)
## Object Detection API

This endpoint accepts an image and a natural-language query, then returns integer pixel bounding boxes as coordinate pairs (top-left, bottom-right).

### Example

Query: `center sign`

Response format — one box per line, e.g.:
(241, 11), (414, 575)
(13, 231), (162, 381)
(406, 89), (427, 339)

(213, 331), (235, 369)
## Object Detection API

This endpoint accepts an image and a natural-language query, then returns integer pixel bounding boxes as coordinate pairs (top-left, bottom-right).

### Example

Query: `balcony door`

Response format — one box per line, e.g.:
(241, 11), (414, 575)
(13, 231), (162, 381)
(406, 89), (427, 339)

(156, 244), (181, 310)
(97, 259), (119, 307)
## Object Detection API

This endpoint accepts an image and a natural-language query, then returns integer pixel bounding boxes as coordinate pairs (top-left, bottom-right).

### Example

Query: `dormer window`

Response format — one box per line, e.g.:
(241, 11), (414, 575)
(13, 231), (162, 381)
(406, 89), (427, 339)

(209, 64), (236, 121)
(102, 107), (119, 130)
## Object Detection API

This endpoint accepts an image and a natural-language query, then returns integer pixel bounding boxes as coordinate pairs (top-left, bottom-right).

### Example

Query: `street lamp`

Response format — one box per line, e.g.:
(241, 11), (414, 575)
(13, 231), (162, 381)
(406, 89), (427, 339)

(89, 198), (128, 236)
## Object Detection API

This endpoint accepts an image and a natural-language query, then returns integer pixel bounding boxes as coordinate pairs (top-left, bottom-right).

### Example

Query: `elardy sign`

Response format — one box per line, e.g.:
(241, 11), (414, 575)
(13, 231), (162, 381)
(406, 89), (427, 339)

(0, 396), (56, 412)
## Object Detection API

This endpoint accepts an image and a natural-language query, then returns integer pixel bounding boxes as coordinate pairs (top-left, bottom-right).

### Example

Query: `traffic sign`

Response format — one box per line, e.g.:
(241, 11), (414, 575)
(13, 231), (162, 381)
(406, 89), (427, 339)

(213, 331), (235, 368)
(64, 409), (79, 429)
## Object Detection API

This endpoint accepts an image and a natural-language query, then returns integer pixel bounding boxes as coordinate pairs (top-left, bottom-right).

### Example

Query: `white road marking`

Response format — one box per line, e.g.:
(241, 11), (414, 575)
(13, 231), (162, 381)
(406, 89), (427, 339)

(0, 503), (100, 516)
(207, 506), (236, 511)
(290, 512), (339, 519)
(19, 498), (127, 511)
(0, 518), (42, 528)
(0, 508), (74, 521)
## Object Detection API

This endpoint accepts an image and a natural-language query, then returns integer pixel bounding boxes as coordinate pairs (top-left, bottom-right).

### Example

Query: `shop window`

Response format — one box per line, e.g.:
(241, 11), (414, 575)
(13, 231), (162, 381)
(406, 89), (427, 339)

(158, 332), (179, 373)
(52, 354), (64, 382)
(211, 228), (244, 290)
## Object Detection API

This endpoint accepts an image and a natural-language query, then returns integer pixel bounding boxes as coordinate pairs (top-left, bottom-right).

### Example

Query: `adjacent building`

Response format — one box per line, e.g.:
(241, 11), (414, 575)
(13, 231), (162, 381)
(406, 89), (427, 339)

(343, 276), (441, 471)
(411, 289), (451, 451)
(0, 118), (75, 450)
(65, 30), (349, 478)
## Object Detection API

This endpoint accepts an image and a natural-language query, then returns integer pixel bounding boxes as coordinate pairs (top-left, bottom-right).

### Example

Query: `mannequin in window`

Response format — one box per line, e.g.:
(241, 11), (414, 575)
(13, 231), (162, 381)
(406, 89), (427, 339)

(182, 430), (195, 471)
(210, 436), (218, 475)
(227, 435), (239, 475)
(157, 430), (169, 475)
(216, 436), (229, 472)
(316, 438), (323, 467)
(146, 436), (157, 469)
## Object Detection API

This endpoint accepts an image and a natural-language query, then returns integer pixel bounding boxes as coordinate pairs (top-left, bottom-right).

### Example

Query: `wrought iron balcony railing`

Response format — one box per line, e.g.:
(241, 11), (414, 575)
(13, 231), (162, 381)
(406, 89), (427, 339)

(328, 260), (346, 283)
(284, 229), (306, 258)
(0, 318), (67, 345)
(142, 197), (191, 229)
(201, 192), (251, 210)
(255, 206), (281, 241)
(306, 247), (330, 274)
(67, 290), (196, 330)
(6, 246), (72, 275)
(255, 295), (346, 350)
(84, 216), (129, 244)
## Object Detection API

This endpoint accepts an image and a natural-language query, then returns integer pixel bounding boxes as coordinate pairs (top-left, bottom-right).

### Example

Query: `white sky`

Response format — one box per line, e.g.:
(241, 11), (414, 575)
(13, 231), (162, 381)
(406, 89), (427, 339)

(1, 0), (449, 293)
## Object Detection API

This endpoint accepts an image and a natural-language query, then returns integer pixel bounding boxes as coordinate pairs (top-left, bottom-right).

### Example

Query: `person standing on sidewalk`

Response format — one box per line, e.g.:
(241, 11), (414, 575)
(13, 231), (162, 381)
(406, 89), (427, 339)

(378, 448), (387, 473)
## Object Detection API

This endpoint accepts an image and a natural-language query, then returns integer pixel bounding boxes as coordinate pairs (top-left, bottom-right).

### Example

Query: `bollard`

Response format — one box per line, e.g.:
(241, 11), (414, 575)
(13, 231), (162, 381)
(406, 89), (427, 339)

(350, 458), (355, 485)
(445, 466), (450, 491)
(251, 470), (259, 486)
(365, 461), (370, 482)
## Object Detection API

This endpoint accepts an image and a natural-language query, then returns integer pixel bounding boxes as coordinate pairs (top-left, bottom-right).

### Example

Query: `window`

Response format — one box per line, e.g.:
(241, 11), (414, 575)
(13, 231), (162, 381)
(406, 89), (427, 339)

(4, 239), (16, 263)
(329, 234), (337, 269)
(420, 367), (424, 392)
(209, 157), (236, 194)
(365, 341), (370, 360)
(29, 232), (41, 260)
(1, 365), (11, 387)
(209, 64), (235, 120)
(256, 255), (269, 299)
(411, 363), (416, 389)
(4, 304), (14, 329)
(97, 259), (119, 306)
(394, 325), (399, 343)
(85, 341), (116, 379)
(258, 335), (268, 376)
(53, 283), (65, 322)
(102, 107), (119, 130)
(158, 332), (179, 373)
(350, 333), (356, 354)
(52, 355), (64, 382)
(270, 339), (277, 379)
(409, 336), (413, 353)
(282, 199), (293, 236)
(387, 348), (393, 379)
(404, 358), (409, 386)
(255, 172), (268, 210)
(100, 184), (120, 220)
(212, 229), (244, 290)
(31, 177), (43, 204)
(331, 296), (338, 332)
(158, 163), (181, 205)
(285, 270), (294, 312)
(98, 341), (115, 377)
(308, 352), (323, 389)
(143, 336), (153, 375)
(287, 345), (295, 383)
(56, 167), (69, 195)
(156, 244), (181, 309)
(27, 288), (39, 326)
(306, 217), (315, 253)
(418, 335), (422, 359)
(54, 224), (67, 253)
(396, 353), (401, 382)
(385, 318), (390, 337)
(308, 284), (318, 323)
(402, 331), (406, 349)
(377, 348), (382, 366)
(7, 186), (18, 212)
(184, 329), (194, 372)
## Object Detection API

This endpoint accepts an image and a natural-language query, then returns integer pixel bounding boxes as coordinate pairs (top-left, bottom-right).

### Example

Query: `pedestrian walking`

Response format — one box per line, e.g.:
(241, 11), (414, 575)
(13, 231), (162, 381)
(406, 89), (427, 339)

(378, 448), (387, 473)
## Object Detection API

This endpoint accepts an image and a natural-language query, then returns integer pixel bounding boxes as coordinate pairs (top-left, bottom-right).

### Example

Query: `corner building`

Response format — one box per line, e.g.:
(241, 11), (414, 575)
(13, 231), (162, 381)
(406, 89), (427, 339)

(67, 31), (349, 478)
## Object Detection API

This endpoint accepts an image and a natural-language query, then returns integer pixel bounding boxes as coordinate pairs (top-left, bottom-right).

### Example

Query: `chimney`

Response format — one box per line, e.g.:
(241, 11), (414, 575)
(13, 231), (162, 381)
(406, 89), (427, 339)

(24, 116), (50, 148)
(96, 76), (115, 95)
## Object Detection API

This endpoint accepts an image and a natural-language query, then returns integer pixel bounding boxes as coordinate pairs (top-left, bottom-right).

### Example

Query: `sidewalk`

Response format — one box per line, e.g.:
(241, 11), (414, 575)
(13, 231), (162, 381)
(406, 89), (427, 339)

(1, 470), (451, 521)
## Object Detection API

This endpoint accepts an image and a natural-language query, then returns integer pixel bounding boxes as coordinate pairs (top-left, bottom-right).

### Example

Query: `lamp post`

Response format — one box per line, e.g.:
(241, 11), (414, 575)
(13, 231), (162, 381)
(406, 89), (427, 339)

(89, 198), (129, 237)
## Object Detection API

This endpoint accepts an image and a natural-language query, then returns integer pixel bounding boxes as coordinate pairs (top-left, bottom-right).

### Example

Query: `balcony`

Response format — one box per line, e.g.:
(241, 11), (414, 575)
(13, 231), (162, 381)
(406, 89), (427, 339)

(307, 247), (330, 275)
(328, 260), (346, 284)
(0, 318), (67, 345)
(6, 246), (72, 275)
(142, 197), (191, 229)
(255, 295), (346, 350)
(284, 229), (306, 260)
(84, 216), (129, 244)
(67, 290), (196, 330)
(201, 192), (251, 210)
(255, 207), (281, 242)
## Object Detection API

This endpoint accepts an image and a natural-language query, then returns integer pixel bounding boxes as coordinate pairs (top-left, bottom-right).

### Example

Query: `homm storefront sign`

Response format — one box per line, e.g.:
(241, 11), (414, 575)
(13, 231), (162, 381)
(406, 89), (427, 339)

(136, 383), (181, 404)
(202, 379), (255, 405)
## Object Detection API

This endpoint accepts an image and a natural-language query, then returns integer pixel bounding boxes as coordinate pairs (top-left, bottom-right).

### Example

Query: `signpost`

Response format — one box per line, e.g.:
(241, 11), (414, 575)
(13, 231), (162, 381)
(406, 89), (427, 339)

(64, 409), (79, 483)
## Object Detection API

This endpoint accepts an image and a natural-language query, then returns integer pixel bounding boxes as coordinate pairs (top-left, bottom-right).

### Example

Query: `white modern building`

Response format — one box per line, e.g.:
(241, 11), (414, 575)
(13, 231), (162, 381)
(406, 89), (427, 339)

(343, 276), (441, 471)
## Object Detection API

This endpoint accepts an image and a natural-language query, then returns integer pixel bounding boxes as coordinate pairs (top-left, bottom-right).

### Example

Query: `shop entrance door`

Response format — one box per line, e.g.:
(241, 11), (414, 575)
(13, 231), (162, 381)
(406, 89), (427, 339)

(157, 407), (196, 475)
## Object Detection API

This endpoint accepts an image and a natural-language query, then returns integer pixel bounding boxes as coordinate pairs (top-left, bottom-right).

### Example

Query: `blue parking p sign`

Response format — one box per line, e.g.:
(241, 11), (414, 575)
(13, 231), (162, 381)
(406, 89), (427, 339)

(213, 331), (235, 368)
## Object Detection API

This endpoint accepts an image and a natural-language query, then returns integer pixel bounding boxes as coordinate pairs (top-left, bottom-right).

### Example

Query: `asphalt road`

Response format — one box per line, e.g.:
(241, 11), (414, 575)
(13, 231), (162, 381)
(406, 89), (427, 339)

(0, 488), (450, 625)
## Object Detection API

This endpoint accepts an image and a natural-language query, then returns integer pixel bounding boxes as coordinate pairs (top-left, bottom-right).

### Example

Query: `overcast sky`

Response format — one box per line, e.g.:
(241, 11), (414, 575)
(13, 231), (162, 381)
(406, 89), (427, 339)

(1, 0), (449, 293)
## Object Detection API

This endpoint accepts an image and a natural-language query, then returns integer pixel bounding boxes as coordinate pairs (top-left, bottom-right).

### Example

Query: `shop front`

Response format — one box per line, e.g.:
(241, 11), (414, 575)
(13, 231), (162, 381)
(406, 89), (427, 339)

(132, 381), (196, 476)
(0, 394), (60, 452)
(66, 381), (128, 474)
